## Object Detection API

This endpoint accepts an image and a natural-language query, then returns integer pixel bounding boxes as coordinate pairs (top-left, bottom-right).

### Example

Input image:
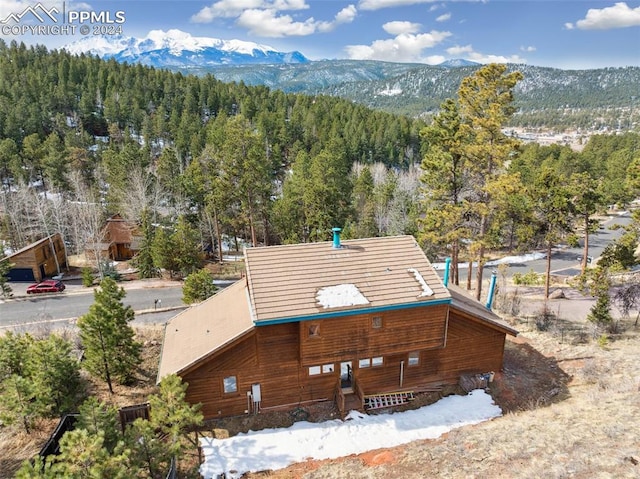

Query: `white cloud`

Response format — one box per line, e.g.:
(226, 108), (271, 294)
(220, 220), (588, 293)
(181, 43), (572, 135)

(520, 45), (536, 52)
(345, 29), (451, 62)
(573, 2), (640, 30)
(383, 20), (421, 35)
(191, 0), (308, 23)
(317, 4), (357, 32)
(436, 12), (451, 22)
(192, 1), (354, 37)
(446, 44), (526, 64)
(358, 0), (437, 11)
(237, 8), (316, 36)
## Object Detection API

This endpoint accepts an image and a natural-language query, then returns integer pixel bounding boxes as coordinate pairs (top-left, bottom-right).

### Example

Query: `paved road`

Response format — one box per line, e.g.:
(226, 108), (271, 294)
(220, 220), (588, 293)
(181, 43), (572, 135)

(0, 279), (236, 331)
(507, 212), (631, 278)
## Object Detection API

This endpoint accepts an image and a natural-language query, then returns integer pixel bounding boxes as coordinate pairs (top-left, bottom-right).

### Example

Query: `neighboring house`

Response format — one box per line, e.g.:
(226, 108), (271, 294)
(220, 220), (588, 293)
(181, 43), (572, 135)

(5, 233), (66, 282)
(157, 232), (517, 420)
(85, 215), (142, 261)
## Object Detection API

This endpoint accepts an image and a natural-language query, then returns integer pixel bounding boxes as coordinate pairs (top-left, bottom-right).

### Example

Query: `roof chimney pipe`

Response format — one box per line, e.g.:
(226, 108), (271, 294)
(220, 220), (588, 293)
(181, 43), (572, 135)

(332, 227), (342, 249)
(443, 257), (451, 287)
(486, 270), (498, 310)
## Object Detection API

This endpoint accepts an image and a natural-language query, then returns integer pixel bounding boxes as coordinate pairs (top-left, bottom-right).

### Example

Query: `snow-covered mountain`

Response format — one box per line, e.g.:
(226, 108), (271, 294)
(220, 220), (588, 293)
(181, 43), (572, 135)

(63, 29), (308, 67)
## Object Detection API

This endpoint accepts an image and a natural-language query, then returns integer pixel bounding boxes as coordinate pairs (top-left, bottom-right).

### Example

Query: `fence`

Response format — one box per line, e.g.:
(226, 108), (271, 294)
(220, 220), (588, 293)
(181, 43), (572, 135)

(38, 413), (79, 458)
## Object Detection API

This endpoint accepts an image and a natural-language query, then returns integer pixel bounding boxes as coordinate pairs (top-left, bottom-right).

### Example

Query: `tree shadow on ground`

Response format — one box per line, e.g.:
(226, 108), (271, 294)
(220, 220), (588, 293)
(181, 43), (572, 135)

(490, 338), (572, 414)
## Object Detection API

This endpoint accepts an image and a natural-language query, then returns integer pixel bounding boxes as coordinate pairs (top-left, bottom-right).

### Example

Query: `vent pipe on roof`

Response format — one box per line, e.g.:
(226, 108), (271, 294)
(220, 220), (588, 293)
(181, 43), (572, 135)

(443, 257), (451, 287)
(332, 227), (342, 249)
(486, 270), (498, 310)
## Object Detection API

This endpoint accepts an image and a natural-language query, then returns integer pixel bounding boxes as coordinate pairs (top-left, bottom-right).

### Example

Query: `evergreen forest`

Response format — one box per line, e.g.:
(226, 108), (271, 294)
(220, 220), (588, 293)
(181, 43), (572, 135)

(0, 40), (639, 293)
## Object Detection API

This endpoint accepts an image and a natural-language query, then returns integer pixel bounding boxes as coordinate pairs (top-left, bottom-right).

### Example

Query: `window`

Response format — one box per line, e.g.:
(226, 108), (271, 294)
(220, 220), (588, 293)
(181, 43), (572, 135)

(372, 357), (384, 367)
(408, 352), (420, 366)
(308, 324), (320, 337)
(322, 363), (334, 373)
(372, 316), (383, 329)
(309, 366), (321, 376)
(223, 376), (237, 394)
(358, 358), (371, 368)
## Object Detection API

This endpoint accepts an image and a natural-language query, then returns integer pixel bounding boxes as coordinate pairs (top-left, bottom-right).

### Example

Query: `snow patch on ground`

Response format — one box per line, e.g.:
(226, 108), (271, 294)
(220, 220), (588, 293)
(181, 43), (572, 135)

(200, 389), (501, 479)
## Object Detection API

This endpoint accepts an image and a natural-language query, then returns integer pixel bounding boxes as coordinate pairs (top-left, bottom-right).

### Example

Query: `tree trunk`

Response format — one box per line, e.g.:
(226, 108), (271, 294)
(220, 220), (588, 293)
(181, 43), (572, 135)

(581, 213), (589, 275)
(545, 242), (552, 299)
(452, 241), (459, 286)
(213, 209), (223, 264)
(475, 215), (489, 301)
(475, 246), (485, 301)
(467, 260), (473, 290)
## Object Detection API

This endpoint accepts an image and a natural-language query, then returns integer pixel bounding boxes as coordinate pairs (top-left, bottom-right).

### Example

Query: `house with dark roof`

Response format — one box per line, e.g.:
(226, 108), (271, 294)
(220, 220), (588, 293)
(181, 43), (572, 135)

(157, 232), (517, 419)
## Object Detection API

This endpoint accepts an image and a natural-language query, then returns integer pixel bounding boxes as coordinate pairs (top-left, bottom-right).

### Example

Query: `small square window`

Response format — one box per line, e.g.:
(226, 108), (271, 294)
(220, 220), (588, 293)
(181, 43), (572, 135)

(309, 324), (320, 337)
(223, 376), (237, 394)
(372, 316), (383, 329)
(309, 365), (321, 376)
(372, 357), (383, 367)
(358, 358), (371, 368)
(408, 352), (420, 366)
(322, 363), (334, 373)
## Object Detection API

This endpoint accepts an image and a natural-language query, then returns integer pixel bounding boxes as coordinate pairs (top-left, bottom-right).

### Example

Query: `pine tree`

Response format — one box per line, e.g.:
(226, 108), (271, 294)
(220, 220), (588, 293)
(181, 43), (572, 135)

(27, 334), (83, 416)
(77, 277), (141, 393)
(134, 208), (159, 279)
(77, 397), (121, 453)
(172, 215), (203, 277)
(149, 374), (203, 458)
(457, 64), (523, 300)
(124, 418), (172, 478)
(151, 226), (179, 278)
(182, 268), (217, 304)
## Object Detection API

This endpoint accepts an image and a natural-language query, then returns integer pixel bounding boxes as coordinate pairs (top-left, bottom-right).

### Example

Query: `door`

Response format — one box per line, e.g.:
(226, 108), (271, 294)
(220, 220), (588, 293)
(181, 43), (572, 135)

(340, 361), (352, 389)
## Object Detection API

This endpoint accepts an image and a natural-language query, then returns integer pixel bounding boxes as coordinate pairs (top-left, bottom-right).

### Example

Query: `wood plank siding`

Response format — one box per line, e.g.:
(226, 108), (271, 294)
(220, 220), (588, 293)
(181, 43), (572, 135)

(6, 233), (66, 282)
(179, 302), (510, 419)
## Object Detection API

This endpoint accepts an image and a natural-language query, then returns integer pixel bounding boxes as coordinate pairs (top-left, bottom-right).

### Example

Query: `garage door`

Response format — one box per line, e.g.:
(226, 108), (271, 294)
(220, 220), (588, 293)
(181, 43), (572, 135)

(8, 268), (35, 282)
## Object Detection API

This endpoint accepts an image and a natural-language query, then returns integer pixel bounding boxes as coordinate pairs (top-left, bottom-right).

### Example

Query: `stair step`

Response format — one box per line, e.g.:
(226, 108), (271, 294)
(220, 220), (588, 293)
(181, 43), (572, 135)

(364, 391), (415, 410)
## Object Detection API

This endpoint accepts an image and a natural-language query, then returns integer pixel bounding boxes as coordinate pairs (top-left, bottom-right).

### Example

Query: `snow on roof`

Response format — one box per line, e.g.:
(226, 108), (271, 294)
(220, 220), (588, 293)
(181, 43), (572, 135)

(199, 389), (501, 479)
(316, 283), (370, 309)
(408, 268), (434, 297)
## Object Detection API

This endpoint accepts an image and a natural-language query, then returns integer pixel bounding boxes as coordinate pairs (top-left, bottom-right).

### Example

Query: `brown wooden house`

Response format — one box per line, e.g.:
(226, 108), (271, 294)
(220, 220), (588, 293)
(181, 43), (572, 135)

(5, 233), (67, 282)
(157, 233), (517, 420)
(85, 215), (142, 261)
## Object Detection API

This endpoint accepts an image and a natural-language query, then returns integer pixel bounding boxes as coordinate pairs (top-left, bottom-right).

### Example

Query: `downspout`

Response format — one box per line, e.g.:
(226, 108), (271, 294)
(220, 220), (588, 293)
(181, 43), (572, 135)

(443, 257), (451, 287)
(400, 360), (404, 388)
(486, 270), (498, 310)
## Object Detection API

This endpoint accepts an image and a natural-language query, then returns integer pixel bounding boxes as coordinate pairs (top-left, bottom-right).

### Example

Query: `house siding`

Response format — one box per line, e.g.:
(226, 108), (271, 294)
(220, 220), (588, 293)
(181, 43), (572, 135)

(180, 304), (507, 420)
(6, 234), (66, 282)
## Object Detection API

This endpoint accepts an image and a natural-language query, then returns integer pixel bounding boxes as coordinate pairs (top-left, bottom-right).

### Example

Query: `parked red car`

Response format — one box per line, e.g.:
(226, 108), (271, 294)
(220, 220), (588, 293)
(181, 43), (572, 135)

(26, 280), (66, 294)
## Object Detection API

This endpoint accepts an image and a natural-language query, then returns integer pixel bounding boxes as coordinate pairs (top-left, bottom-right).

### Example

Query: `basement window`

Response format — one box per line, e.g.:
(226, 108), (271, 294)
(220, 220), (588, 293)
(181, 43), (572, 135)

(322, 363), (334, 373)
(408, 352), (420, 366)
(309, 366), (321, 376)
(372, 316), (383, 329)
(372, 357), (384, 367)
(223, 376), (237, 394)
(358, 358), (371, 368)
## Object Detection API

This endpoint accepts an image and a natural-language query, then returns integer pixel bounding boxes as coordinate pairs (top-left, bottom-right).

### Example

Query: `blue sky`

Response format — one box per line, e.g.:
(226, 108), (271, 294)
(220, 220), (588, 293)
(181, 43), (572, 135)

(1, 0), (639, 69)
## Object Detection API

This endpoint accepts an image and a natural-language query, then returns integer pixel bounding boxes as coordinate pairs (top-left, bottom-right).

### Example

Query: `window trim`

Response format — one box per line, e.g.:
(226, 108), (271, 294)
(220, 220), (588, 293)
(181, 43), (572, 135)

(408, 352), (420, 366)
(358, 358), (371, 368)
(223, 375), (238, 394)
